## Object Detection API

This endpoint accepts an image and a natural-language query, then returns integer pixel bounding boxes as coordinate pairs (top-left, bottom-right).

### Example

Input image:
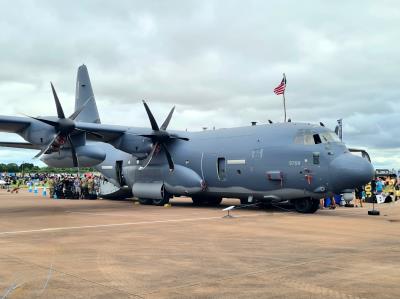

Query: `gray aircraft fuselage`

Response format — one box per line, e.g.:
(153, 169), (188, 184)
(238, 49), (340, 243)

(90, 121), (374, 210)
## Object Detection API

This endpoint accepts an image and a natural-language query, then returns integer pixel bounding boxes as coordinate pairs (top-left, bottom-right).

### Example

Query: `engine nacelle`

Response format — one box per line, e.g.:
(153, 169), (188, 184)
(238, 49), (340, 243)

(19, 121), (56, 145)
(42, 144), (106, 167)
(111, 134), (153, 159)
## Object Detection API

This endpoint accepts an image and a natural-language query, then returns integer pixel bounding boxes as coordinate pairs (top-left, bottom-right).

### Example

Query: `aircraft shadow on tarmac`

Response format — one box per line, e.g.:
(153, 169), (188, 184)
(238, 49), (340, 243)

(166, 198), (297, 213)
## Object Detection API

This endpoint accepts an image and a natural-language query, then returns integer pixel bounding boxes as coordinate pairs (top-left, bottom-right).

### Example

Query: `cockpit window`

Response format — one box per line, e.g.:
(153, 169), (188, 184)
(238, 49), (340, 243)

(294, 130), (341, 145)
(321, 132), (341, 143)
(313, 134), (322, 144)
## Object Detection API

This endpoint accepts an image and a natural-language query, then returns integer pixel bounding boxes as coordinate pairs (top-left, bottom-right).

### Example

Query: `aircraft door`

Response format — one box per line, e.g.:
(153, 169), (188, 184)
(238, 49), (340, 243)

(301, 151), (329, 191)
(115, 160), (126, 186)
(217, 157), (226, 180)
(201, 153), (227, 187)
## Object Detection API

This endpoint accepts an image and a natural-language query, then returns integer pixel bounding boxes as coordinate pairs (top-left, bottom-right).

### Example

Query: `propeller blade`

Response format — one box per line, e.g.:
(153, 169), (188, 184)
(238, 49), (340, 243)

(161, 143), (174, 171)
(27, 116), (58, 127)
(67, 135), (79, 168)
(69, 96), (93, 120)
(160, 106), (175, 130)
(142, 100), (159, 131)
(170, 135), (189, 141)
(74, 128), (104, 139)
(33, 132), (60, 159)
(139, 142), (158, 171)
(50, 82), (65, 119)
(136, 133), (189, 142)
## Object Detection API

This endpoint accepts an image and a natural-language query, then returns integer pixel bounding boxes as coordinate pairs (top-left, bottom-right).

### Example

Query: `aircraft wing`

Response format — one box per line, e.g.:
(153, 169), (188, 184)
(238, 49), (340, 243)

(0, 116), (32, 133)
(0, 142), (41, 149)
(75, 122), (130, 142)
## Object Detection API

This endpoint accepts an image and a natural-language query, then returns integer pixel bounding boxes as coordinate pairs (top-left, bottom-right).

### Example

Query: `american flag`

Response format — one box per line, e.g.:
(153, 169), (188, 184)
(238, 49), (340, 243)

(273, 75), (286, 95)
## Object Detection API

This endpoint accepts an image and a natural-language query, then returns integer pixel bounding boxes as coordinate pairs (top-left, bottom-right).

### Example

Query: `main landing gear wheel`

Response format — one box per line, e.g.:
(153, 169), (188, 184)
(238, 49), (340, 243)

(192, 196), (223, 206)
(240, 198), (249, 205)
(207, 197), (222, 206)
(138, 198), (153, 205)
(192, 196), (203, 206)
(294, 198), (320, 214)
(152, 190), (171, 206)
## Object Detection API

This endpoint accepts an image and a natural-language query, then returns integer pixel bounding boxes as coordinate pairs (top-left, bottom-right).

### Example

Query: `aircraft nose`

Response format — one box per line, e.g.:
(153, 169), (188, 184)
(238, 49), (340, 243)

(329, 153), (374, 193)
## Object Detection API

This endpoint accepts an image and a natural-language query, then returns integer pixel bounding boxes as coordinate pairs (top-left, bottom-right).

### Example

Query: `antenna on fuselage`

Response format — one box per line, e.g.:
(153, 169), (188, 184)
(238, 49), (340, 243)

(222, 206), (235, 218)
(268, 120), (273, 124)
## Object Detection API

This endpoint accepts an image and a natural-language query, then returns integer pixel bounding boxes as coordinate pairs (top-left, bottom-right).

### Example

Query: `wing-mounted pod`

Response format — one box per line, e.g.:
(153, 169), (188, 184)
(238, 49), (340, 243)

(131, 165), (203, 201)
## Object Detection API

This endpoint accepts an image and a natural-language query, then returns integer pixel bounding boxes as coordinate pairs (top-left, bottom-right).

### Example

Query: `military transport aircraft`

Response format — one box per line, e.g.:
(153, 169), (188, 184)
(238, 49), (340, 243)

(0, 65), (374, 213)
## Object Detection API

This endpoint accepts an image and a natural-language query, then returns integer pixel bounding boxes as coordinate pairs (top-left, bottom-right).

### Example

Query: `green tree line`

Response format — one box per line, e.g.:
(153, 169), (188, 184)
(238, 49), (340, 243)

(0, 163), (95, 174)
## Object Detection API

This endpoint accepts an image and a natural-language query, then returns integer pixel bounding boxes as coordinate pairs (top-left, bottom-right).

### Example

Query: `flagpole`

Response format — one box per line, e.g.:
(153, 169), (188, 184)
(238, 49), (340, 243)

(282, 73), (286, 122)
(283, 92), (286, 122)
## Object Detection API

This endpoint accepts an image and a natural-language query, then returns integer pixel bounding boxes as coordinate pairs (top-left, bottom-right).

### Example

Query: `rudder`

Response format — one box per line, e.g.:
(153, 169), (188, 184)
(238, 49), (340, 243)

(75, 64), (101, 123)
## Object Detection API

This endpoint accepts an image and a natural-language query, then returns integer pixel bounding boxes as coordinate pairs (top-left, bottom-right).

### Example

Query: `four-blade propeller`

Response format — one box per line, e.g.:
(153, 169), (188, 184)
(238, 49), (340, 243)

(139, 100), (189, 171)
(28, 82), (102, 167)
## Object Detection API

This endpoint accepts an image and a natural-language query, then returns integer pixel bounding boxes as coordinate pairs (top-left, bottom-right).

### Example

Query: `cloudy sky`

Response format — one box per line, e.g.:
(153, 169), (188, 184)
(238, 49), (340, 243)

(0, 0), (399, 169)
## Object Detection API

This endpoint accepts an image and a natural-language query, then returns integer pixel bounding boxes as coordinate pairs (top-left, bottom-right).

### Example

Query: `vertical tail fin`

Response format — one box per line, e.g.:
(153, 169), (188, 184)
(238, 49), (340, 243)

(75, 65), (101, 123)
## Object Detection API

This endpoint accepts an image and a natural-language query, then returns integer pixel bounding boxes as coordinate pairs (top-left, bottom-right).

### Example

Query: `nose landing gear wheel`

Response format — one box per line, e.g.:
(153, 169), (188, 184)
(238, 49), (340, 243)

(294, 197), (320, 213)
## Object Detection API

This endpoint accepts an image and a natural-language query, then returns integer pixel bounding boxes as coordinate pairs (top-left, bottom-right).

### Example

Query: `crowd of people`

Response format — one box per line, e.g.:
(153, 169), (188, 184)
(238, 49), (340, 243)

(1, 173), (103, 200)
(363, 176), (400, 203)
(320, 176), (400, 209)
(46, 174), (102, 199)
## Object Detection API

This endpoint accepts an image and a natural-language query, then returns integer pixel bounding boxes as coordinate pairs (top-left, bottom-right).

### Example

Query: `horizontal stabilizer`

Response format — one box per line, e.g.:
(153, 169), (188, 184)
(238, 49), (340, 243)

(0, 141), (41, 150)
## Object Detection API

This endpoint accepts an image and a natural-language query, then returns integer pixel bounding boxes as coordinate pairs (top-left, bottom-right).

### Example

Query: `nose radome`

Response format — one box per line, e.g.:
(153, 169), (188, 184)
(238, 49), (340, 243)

(329, 153), (374, 193)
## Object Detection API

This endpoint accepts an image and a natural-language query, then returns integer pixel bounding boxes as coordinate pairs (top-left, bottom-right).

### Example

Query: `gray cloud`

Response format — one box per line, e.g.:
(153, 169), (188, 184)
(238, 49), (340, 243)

(0, 0), (399, 168)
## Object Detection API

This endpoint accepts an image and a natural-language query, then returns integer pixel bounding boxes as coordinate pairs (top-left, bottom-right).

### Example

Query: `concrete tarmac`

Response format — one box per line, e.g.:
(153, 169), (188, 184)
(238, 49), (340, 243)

(0, 190), (399, 298)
